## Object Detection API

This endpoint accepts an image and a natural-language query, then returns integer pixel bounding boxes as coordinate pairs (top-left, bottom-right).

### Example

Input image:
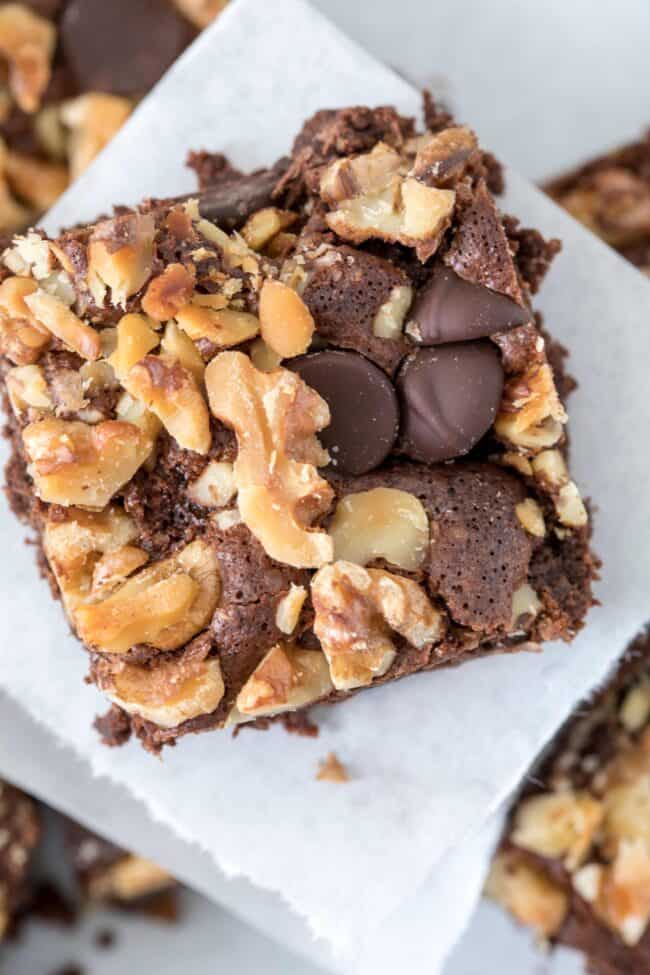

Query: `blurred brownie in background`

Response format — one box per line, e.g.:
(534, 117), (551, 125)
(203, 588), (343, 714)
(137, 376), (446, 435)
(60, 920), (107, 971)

(0, 778), (40, 940)
(0, 0), (228, 232)
(487, 628), (650, 974)
(546, 132), (650, 274)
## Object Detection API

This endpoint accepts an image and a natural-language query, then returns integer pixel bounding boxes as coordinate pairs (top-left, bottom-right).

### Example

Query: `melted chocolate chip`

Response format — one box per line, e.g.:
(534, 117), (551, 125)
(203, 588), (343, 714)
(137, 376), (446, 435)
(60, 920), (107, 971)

(61, 0), (194, 97)
(396, 341), (504, 463)
(290, 350), (399, 475)
(408, 263), (530, 346)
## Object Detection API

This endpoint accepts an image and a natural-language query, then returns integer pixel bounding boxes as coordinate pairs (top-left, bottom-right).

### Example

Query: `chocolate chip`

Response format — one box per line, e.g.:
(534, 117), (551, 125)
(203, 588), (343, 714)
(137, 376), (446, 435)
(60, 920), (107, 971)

(197, 169), (282, 231)
(289, 350), (399, 475)
(60, 0), (194, 97)
(396, 341), (504, 464)
(408, 263), (529, 346)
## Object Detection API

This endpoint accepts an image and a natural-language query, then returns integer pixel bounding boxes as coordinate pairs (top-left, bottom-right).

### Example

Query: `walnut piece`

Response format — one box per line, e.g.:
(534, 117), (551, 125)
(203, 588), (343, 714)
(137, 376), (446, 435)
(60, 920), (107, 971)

(24, 289), (101, 361)
(330, 488), (429, 571)
(496, 363), (567, 451)
(97, 652), (224, 729)
(75, 539), (220, 654)
(317, 753), (350, 783)
(486, 851), (568, 939)
(321, 142), (455, 261)
(205, 351), (333, 568)
(91, 545), (149, 596)
(511, 791), (603, 871)
(61, 93), (132, 181)
(249, 336), (283, 372)
(232, 642), (333, 720)
(619, 679), (650, 733)
(0, 275), (51, 364)
(87, 213), (155, 309)
(515, 498), (546, 538)
(161, 320), (205, 384)
(0, 4), (55, 113)
(531, 449), (588, 529)
(88, 854), (173, 902)
(124, 354), (211, 454)
(259, 279), (314, 358)
(141, 263), (195, 321)
(241, 207), (296, 252)
(5, 363), (52, 417)
(373, 284), (413, 339)
(22, 415), (158, 508)
(311, 561), (443, 690)
(5, 151), (68, 212)
(593, 840), (650, 946)
(172, 0), (229, 28)
(275, 584), (307, 635)
(187, 460), (236, 508)
(510, 583), (542, 630)
(411, 125), (479, 187)
(108, 313), (159, 382)
(175, 293), (259, 347)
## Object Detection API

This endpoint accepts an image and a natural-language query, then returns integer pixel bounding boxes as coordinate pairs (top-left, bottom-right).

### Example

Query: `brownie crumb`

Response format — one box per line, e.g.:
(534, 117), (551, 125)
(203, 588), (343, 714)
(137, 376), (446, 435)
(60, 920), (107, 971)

(93, 705), (132, 748)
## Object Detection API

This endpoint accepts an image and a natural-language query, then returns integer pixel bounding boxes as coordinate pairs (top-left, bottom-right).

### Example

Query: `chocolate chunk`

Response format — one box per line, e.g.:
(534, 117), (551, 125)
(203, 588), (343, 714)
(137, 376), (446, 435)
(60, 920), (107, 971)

(409, 262), (530, 345)
(60, 0), (194, 97)
(290, 350), (399, 475)
(397, 342), (504, 464)
(197, 168), (284, 231)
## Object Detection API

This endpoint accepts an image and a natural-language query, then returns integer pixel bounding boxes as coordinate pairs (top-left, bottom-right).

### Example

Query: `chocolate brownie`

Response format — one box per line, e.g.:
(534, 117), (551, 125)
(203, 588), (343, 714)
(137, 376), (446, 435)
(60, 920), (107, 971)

(487, 628), (650, 974)
(0, 0), (227, 233)
(545, 131), (650, 273)
(0, 778), (40, 940)
(0, 102), (597, 752)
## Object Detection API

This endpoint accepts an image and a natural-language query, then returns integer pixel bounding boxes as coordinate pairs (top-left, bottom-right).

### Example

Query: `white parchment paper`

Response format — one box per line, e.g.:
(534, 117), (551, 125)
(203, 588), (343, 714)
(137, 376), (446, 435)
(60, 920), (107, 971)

(1, 0), (649, 971)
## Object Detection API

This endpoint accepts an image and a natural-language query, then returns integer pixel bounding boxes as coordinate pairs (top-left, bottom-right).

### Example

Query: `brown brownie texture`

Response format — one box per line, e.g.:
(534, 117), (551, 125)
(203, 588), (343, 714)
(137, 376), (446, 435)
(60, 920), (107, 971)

(0, 0), (228, 234)
(544, 131), (650, 273)
(0, 779), (40, 940)
(0, 101), (596, 752)
(487, 628), (650, 974)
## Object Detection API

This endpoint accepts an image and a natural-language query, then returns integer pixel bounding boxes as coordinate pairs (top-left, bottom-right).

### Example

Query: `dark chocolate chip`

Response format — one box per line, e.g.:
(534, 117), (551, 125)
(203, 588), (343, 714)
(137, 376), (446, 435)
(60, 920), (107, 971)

(196, 169), (282, 231)
(396, 341), (504, 464)
(289, 350), (399, 475)
(60, 0), (194, 97)
(408, 263), (530, 346)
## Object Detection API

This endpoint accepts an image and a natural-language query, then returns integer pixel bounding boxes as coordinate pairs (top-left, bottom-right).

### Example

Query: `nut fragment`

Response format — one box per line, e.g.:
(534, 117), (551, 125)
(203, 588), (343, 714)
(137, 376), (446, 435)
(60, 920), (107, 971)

(23, 416), (157, 508)
(87, 212), (155, 309)
(259, 279), (314, 358)
(5, 363), (52, 417)
(108, 313), (159, 382)
(486, 851), (568, 939)
(372, 284), (413, 339)
(75, 539), (220, 654)
(97, 652), (225, 729)
(241, 207), (296, 252)
(594, 840), (650, 946)
(141, 263), (196, 321)
(233, 642), (333, 719)
(61, 93), (132, 181)
(330, 488), (429, 571)
(88, 855), (173, 902)
(172, 0), (229, 28)
(205, 351), (333, 568)
(321, 142), (455, 260)
(175, 293), (259, 347)
(3, 230), (53, 279)
(187, 460), (236, 508)
(275, 584), (307, 635)
(510, 583), (542, 630)
(316, 753), (350, 783)
(531, 449), (588, 529)
(5, 151), (68, 212)
(249, 336), (282, 372)
(124, 354), (211, 454)
(496, 363), (567, 451)
(0, 275), (51, 364)
(515, 498), (546, 538)
(411, 126), (479, 187)
(91, 545), (149, 596)
(161, 320), (205, 384)
(620, 679), (650, 733)
(311, 561), (443, 690)
(0, 4), (56, 113)
(511, 791), (603, 871)
(24, 289), (101, 361)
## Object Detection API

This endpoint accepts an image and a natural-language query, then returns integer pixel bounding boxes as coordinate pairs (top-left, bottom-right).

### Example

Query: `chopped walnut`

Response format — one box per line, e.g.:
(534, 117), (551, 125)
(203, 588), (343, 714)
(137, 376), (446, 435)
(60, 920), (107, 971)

(141, 263), (196, 321)
(311, 561), (443, 690)
(275, 584), (307, 635)
(249, 336), (282, 372)
(511, 791), (604, 871)
(5, 363), (52, 417)
(232, 642), (333, 720)
(97, 652), (224, 729)
(61, 93), (132, 181)
(161, 320), (205, 384)
(411, 125), (479, 187)
(486, 851), (568, 939)
(330, 488), (429, 571)
(0, 4), (56, 113)
(620, 679), (650, 733)
(317, 753), (350, 783)
(531, 450), (588, 529)
(321, 142), (455, 261)
(372, 284), (413, 339)
(593, 840), (650, 946)
(108, 313), (160, 382)
(172, 0), (228, 28)
(5, 151), (68, 212)
(205, 351), (334, 568)
(0, 275), (50, 364)
(259, 279), (314, 358)
(187, 460), (235, 508)
(515, 498), (546, 538)
(87, 855), (173, 902)
(241, 207), (296, 252)
(24, 289), (101, 361)
(22, 415), (158, 508)
(91, 545), (149, 596)
(175, 293), (259, 347)
(124, 353), (211, 454)
(87, 212), (155, 309)
(496, 363), (567, 451)
(4, 230), (53, 279)
(75, 539), (220, 654)
(510, 583), (542, 630)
